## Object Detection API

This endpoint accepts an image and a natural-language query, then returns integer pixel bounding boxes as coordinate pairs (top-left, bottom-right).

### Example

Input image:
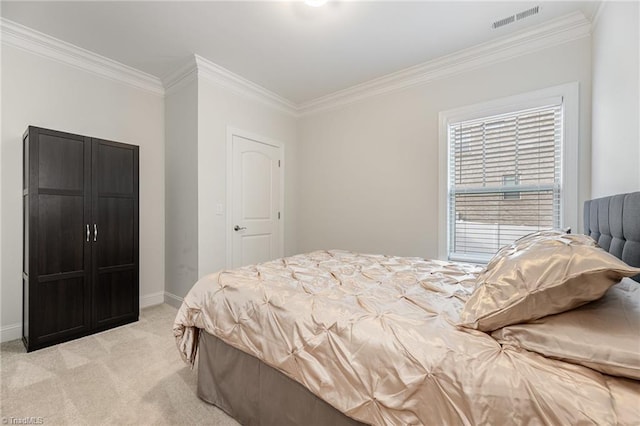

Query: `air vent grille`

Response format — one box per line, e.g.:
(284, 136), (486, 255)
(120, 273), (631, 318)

(516, 6), (540, 21)
(492, 5), (540, 29)
(492, 15), (515, 29)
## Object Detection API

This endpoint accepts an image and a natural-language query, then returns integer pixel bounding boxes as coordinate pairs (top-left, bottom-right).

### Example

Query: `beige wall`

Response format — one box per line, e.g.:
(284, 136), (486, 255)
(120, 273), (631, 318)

(297, 37), (592, 259)
(197, 78), (298, 279)
(1, 45), (165, 339)
(164, 78), (199, 305)
(164, 72), (298, 303)
(591, 2), (640, 198)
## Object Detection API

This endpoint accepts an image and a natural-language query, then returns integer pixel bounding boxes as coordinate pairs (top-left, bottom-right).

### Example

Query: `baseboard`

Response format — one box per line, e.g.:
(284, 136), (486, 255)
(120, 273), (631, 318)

(164, 291), (184, 309)
(1, 322), (22, 343)
(140, 291), (165, 308)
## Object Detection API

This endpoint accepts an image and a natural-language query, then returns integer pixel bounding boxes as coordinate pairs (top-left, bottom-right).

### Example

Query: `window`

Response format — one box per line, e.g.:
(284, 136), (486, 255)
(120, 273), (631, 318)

(502, 175), (520, 200)
(438, 84), (579, 263)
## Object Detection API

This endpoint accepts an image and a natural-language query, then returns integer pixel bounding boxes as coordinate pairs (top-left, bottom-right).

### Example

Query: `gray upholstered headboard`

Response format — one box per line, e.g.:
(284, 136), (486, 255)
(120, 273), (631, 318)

(584, 191), (640, 282)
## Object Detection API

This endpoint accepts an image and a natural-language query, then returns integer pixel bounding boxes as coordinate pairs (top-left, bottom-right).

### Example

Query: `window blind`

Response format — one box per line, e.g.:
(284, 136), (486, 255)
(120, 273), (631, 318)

(448, 103), (562, 263)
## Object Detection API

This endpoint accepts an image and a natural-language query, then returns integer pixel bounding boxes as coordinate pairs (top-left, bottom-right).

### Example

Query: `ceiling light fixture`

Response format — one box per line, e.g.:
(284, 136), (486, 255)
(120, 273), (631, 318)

(305, 0), (328, 7)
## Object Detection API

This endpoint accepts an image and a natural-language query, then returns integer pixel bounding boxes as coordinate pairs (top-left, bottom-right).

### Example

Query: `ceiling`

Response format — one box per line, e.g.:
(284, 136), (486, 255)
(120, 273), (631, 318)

(1, 1), (598, 104)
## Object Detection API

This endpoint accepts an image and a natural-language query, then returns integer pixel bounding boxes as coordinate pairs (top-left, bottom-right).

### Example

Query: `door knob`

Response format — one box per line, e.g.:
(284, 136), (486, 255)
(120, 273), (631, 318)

(234, 225), (247, 231)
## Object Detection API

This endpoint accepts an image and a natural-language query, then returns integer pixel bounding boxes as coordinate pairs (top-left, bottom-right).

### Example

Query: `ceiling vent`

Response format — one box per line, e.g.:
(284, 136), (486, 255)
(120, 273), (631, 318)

(492, 15), (515, 29)
(492, 6), (540, 29)
(516, 6), (540, 21)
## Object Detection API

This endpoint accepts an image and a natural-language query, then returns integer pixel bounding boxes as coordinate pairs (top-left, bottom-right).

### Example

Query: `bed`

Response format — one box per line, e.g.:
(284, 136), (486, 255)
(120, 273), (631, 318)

(174, 192), (640, 425)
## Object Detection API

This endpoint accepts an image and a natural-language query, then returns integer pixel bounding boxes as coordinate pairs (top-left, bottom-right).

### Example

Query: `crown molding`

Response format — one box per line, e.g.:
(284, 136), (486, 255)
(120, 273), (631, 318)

(590, 1), (607, 30)
(0, 18), (164, 96)
(298, 11), (592, 117)
(2, 10), (593, 117)
(163, 54), (297, 116)
(194, 54), (297, 116)
(163, 57), (198, 96)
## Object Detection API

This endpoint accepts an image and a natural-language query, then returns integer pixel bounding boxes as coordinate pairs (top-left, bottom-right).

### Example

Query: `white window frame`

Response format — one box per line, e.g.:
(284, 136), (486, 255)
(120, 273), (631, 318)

(438, 82), (579, 262)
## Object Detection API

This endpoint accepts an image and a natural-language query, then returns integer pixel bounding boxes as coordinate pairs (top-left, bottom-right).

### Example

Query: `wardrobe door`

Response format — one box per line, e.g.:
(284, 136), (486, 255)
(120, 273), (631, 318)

(91, 139), (139, 329)
(27, 127), (92, 349)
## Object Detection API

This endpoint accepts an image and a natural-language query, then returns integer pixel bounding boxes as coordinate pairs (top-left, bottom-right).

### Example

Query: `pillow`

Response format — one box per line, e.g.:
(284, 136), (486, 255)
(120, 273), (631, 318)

(492, 278), (640, 379)
(459, 231), (640, 331)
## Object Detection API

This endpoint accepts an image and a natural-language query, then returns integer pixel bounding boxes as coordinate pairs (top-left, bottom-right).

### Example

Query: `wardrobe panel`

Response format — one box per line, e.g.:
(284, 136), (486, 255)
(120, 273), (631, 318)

(23, 134), (29, 190)
(97, 198), (134, 267)
(23, 277), (29, 341)
(36, 277), (88, 340)
(38, 134), (84, 191)
(97, 144), (134, 194)
(95, 269), (136, 325)
(37, 194), (85, 275)
(23, 195), (29, 272)
(91, 138), (139, 330)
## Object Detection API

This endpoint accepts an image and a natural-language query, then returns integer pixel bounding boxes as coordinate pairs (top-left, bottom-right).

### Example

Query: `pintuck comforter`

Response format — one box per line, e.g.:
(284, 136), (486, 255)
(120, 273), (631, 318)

(173, 250), (640, 425)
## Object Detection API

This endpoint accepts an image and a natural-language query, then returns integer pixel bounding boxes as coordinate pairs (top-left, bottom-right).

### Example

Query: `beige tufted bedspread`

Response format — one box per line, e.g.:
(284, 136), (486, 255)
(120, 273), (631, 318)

(174, 250), (640, 425)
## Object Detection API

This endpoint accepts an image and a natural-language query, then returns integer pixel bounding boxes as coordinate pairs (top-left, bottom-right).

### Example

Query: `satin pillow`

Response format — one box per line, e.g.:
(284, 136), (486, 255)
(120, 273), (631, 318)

(492, 278), (640, 379)
(459, 231), (640, 331)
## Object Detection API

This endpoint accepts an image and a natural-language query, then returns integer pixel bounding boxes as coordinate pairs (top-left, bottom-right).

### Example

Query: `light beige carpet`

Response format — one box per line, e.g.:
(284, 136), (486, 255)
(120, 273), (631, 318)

(0, 304), (239, 425)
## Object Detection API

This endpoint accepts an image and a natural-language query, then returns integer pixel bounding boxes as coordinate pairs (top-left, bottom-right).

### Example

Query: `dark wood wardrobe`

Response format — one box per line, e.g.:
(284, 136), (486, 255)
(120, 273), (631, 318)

(23, 126), (139, 352)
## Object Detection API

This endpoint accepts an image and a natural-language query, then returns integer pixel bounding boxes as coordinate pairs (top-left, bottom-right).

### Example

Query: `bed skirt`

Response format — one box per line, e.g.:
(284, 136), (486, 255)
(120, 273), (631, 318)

(198, 331), (366, 426)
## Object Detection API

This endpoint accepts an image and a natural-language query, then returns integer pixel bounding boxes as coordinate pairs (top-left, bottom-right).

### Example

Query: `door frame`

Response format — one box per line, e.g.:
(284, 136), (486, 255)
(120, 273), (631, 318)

(225, 126), (285, 268)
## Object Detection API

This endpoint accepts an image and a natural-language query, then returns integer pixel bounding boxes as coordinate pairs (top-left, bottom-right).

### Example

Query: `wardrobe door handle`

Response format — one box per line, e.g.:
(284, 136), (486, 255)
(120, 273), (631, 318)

(94, 224), (98, 242)
(86, 224), (90, 242)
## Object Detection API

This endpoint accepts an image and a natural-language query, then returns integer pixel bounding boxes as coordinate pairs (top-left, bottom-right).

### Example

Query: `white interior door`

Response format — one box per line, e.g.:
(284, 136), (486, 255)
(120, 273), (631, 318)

(230, 134), (282, 268)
